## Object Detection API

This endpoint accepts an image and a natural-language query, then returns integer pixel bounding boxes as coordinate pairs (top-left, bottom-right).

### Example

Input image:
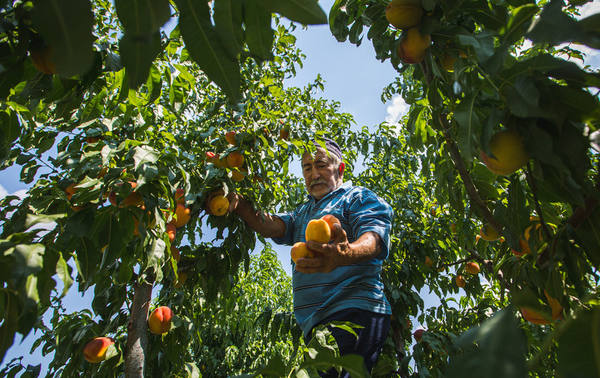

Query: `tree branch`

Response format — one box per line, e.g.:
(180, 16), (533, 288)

(436, 113), (503, 233)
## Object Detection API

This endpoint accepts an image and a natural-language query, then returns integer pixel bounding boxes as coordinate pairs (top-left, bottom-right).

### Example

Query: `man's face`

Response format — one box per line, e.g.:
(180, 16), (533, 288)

(301, 148), (342, 200)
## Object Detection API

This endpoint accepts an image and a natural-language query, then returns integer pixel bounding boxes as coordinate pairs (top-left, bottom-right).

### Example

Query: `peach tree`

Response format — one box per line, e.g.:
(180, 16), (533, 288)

(0, 0), (371, 376)
(329, 0), (600, 376)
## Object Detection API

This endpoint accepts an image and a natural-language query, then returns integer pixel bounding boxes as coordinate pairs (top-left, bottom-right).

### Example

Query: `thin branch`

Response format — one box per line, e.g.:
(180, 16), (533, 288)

(436, 113), (503, 233)
(525, 163), (552, 240)
(418, 60), (503, 234)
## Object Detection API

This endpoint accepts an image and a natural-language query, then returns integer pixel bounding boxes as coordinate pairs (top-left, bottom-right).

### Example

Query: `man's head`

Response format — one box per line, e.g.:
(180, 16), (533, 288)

(301, 138), (345, 200)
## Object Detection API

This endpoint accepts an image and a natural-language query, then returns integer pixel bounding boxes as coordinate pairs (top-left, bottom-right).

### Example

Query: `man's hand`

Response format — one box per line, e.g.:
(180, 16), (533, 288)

(296, 223), (351, 273)
(226, 191), (241, 213)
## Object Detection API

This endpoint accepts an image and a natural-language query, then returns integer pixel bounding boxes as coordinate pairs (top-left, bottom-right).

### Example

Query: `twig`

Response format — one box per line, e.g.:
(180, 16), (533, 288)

(525, 163), (552, 240)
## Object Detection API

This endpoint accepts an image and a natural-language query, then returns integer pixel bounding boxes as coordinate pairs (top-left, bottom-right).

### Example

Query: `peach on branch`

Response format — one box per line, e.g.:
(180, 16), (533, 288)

(480, 129), (529, 176)
(148, 306), (173, 335)
(83, 337), (114, 363)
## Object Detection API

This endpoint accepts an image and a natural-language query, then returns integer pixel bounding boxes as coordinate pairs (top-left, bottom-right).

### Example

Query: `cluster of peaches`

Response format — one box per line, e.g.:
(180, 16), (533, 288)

(82, 306), (173, 363)
(385, 0), (431, 65)
(291, 215), (340, 263)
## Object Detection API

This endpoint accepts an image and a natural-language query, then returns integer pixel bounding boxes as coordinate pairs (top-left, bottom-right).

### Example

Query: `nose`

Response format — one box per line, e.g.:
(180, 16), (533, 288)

(309, 166), (320, 180)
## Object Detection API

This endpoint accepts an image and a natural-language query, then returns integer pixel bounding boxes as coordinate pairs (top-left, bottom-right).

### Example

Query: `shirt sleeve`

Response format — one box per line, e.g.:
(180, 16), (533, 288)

(271, 210), (296, 246)
(348, 189), (394, 260)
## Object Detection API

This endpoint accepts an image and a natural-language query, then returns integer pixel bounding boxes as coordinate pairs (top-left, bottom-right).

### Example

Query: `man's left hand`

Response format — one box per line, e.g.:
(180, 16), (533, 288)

(295, 223), (351, 273)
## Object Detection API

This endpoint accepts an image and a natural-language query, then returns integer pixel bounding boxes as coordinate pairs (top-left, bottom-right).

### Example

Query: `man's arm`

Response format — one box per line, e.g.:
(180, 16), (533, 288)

(296, 224), (382, 273)
(228, 193), (286, 239)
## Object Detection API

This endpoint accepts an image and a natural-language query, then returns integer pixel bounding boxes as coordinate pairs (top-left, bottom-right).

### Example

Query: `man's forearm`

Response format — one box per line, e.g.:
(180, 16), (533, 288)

(339, 232), (381, 265)
(233, 196), (285, 239)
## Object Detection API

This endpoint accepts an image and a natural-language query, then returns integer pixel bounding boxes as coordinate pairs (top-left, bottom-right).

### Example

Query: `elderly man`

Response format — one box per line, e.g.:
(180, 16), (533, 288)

(228, 138), (393, 376)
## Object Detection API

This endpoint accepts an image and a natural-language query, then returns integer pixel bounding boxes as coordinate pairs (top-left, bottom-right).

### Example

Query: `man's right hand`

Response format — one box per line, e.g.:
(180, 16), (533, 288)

(224, 192), (286, 239)
(226, 192), (241, 214)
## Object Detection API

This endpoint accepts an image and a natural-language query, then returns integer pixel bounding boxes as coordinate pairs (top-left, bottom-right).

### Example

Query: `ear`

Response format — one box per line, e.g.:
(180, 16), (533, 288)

(338, 162), (345, 176)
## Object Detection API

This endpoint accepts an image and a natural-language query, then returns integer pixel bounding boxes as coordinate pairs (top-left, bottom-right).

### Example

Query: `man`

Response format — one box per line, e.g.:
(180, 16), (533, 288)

(228, 138), (393, 376)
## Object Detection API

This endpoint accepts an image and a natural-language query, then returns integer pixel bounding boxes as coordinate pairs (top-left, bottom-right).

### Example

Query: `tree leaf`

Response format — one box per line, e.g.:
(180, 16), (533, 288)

(0, 109), (21, 162)
(10, 244), (45, 280)
(133, 145), (159, 169)
(214, 0), (244, 59)
(55, 252), (73, 298)
(454, 92), (480, 163)
(25, 213), (64, 230)
(257, 0), (327, 25)
(115, 0), (171, 35)
(244, 0), (274, 61)
(526, 0), (582, 46)
(504, 76), (544, 118)
(558, 306), (600, 378)
(329, 0), (350, 42)
(446, 309), (527, 378)
(32, 0), (95, 77)
(502, 4), (538, 45)
(119, 32), (162, 88)
(175, 0), (241, 102)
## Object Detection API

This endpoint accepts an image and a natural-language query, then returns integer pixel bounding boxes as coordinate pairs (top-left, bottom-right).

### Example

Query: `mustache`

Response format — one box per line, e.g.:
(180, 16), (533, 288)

(310, 180), (327, 188)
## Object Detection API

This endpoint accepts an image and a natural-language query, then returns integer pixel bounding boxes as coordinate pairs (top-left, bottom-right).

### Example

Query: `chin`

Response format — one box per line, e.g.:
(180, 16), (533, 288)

(310, 187), (331, 199)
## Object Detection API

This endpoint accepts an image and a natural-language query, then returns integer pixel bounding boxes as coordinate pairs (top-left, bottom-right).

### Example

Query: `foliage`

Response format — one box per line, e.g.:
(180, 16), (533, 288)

(329, 0), (600, 376)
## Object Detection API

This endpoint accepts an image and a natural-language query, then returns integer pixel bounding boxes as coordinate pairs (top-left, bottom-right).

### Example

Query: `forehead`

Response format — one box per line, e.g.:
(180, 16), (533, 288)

(301, 148), (331, 164)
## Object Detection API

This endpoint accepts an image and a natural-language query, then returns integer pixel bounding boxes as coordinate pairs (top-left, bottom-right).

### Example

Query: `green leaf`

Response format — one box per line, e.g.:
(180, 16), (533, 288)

(175, 0), (241, 102)
(11, 244), (44, 277)
(329, 0), (350, 42)
(25, 214), (64, 230)
(133, 145), (159, 169)
(526, 0), (582, 46)
(146, 237), (166, 282)
(32, 0), (95, 77)
(185, 362), (202, 378)
(144, 64), (162, 104)
(457, 32), (494, 62)
(119, 32), (162, 88)
(454, 92), (480, 163)
(244, 0), (274, 60)
(257, 0), (327, 25)
(214, 0), (244, 59)
(446, 309), (527, 378)
(502, 4), (538, 45)
(504, 76), (543, 118)
(558, 306), (600, 378)
(55, 252), (73, 297)
(115, 0), (171, 35)
(0, 109), (20, 162)
(509, 54), (600, 88)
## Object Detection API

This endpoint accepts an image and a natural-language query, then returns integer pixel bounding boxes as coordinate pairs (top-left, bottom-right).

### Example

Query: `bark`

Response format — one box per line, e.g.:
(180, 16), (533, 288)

(124, 281), (153, 378)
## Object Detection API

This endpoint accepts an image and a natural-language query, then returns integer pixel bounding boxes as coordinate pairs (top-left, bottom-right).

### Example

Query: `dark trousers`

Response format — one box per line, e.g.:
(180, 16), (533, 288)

(306, 309), (391, 378)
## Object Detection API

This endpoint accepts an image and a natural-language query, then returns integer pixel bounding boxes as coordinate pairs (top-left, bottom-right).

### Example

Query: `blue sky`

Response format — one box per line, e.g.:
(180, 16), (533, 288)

(2, 0), (599, 373)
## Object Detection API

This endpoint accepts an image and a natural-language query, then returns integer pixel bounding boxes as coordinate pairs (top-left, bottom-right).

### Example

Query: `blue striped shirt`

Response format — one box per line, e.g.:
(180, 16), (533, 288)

(273, 182), (393, 336)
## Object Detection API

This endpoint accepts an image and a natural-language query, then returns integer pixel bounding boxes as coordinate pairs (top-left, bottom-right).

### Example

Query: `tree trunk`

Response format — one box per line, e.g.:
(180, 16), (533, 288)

(125, 281), (153, 378)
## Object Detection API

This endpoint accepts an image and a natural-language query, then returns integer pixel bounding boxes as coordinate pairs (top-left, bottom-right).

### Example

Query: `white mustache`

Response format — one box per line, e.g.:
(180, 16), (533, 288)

(310, 180), (327, 188)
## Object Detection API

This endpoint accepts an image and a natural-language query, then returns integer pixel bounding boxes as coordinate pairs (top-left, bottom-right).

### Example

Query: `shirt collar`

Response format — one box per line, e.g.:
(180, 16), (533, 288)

(307, 181), (352, 203)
